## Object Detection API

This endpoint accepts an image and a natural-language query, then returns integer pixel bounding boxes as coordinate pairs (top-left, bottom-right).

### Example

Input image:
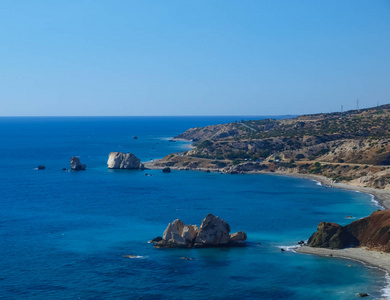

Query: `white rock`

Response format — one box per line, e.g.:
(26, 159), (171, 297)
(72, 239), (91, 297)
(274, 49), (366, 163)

(107, 152), (144, 169)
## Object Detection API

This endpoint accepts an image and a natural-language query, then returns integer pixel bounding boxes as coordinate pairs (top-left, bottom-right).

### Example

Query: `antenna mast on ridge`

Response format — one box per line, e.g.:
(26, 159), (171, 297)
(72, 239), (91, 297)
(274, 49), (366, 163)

(356, 99), (359, 110)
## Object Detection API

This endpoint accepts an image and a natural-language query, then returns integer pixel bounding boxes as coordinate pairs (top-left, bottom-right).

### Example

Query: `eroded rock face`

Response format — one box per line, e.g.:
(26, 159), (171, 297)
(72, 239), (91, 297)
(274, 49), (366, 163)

(307, 222), (358, 249)
(307, 210), (390, 251)
(182, 225), (198, 243)
(70, 157), (86, 170)
(194, 214), (230, 247)
(107, 152), (144, 169)
(230, 231), (247, 242)
(152, 214), (247, 248)
(156, 219), (196, 248)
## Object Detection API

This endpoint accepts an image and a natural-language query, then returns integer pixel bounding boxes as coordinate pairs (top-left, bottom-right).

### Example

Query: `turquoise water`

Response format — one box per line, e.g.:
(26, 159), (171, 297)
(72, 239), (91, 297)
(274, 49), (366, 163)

(0, 117), (387, 299)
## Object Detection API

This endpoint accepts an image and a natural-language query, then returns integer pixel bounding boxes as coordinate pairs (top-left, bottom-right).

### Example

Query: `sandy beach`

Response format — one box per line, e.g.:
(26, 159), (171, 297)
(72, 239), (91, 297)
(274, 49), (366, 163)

(269, 171), (390, 209)
(296, 246), (390, 274)
(274, 171), (390, 282)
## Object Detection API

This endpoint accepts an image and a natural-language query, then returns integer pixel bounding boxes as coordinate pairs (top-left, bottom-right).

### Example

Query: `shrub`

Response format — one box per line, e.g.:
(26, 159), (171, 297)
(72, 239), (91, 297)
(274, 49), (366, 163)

(211, 161), (227, 168)
(232, 159), (242, 165)
(197, 140), (213, 150)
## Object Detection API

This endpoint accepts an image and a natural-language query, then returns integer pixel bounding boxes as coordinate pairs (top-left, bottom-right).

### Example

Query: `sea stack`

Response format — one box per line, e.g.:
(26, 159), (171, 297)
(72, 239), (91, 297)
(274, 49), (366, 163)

(152, 214), (247, 248)
(107, 152), (144, 169)
(70, 157), (86, 170)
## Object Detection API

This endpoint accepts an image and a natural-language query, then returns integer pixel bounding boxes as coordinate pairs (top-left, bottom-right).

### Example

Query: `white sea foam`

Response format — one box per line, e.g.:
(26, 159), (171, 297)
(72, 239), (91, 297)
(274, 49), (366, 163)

(381, 271), (390, 298)
(369, 193), (385, 210)
(309, 179), (322, 186)
(123, 255), (147, 259)
(277, 245), (300, 252)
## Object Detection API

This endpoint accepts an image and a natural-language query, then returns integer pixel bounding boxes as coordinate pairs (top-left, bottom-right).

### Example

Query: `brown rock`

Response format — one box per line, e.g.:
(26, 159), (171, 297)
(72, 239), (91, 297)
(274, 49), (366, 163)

(194, 214), (230, 247)
(307, 222), (358, 249)
(229, 231), (247, 242)
(307, 210), (390, 252)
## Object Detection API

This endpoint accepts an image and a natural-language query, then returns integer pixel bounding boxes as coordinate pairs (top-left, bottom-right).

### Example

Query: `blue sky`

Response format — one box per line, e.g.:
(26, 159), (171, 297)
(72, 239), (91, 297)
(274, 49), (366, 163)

(0, 0), (389, 116)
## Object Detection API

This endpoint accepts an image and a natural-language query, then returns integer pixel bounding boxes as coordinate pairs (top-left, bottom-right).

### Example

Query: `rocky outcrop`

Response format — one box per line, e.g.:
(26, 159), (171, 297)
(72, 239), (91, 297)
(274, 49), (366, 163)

(152, 214), (247, 248)
(162, 167), (171, 173)
(307, 222), (358, 249)
(107, 152), (144, 169)
(307, 210), (390, 252)
(194, 214), (230, 247)
(230, 231), (247, 241)
(70, 157), (86, 170)
(232, 163), (268, 173)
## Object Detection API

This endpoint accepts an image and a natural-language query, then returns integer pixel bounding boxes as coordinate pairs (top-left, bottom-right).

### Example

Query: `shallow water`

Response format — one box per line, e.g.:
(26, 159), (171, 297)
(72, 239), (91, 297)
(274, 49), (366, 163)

(0, 117), (387, 299)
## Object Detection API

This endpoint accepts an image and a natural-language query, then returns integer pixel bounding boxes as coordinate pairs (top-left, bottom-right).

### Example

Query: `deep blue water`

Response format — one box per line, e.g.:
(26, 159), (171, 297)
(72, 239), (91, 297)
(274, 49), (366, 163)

(0, 116), (387, 299)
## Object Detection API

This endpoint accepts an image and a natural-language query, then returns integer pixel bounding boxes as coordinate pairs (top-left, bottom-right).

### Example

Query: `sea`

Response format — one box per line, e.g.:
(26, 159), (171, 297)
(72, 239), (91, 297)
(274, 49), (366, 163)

(0, 116), (387, 299)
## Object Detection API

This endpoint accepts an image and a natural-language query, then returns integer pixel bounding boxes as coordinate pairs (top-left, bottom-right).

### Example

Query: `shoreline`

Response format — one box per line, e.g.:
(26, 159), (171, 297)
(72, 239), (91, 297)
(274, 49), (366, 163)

(295, 245), (390, 276)
(145, 159), (390, 209)
(146, 158), (390, 286)
(264, 171), (390, 209)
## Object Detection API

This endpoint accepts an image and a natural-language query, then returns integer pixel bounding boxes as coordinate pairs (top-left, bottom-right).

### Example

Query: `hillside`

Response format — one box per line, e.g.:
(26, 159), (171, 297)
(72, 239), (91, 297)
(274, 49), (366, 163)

(150, 105), (390, 190)
(307, 210), (390, 252)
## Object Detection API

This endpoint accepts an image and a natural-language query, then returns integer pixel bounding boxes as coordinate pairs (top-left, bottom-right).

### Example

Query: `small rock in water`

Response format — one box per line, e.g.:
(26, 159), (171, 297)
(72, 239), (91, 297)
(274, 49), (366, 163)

(162, 167), (171, 173)
(37, 165), (46, 170)
(281, 248), (285, 252)
(345, 216), (353, 219)
(150, 236), (163, 243)
(180, 257), (195, 261)
(62, 168), (67, 171)
(358, 293), (369, 297)
(123, 255), (138, 258)
(70, 156), (86, 171)
(133, 136), (138, 139)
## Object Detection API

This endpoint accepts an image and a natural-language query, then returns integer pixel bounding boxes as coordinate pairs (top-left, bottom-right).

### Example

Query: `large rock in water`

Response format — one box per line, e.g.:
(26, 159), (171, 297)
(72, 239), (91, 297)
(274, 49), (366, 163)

(307, 210), (390, 252)
(194, 214), (231, 247)
(70, 157), (86, 170)
(153, 214), (246, 248)
(107, 152), (144, 169)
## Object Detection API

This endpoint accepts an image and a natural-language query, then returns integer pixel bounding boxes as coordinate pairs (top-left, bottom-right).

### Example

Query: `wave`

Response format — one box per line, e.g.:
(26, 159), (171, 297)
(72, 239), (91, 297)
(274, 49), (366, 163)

(369, 194), (385, 210)
(123, 255), (147, 259)
(277, 245), (301, 252)
(381, 271), (390, 298)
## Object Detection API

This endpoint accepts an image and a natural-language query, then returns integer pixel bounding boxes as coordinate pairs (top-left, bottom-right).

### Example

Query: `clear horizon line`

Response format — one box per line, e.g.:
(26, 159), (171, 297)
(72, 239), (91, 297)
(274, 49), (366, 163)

(0, 114), (298, 118)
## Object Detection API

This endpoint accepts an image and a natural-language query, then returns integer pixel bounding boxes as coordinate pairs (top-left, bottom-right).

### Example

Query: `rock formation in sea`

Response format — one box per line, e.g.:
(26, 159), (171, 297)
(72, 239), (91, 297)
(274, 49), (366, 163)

(37, 165), (46, 170)
(70, 157), (86, 170)
(107, 152), (144, 169)
(162, 167), (171, 173)
(152, 214), (247, 248)
(307, 209), (390, 252)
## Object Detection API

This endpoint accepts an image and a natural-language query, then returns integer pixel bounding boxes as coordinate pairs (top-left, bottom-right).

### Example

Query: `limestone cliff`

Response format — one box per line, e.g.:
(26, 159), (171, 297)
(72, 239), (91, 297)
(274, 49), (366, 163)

(107, 152), (144, 169)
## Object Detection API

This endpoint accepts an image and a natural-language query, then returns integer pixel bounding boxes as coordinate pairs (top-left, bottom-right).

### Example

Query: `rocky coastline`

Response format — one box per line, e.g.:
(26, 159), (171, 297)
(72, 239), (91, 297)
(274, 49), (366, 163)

(145, 142), (390, 281)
